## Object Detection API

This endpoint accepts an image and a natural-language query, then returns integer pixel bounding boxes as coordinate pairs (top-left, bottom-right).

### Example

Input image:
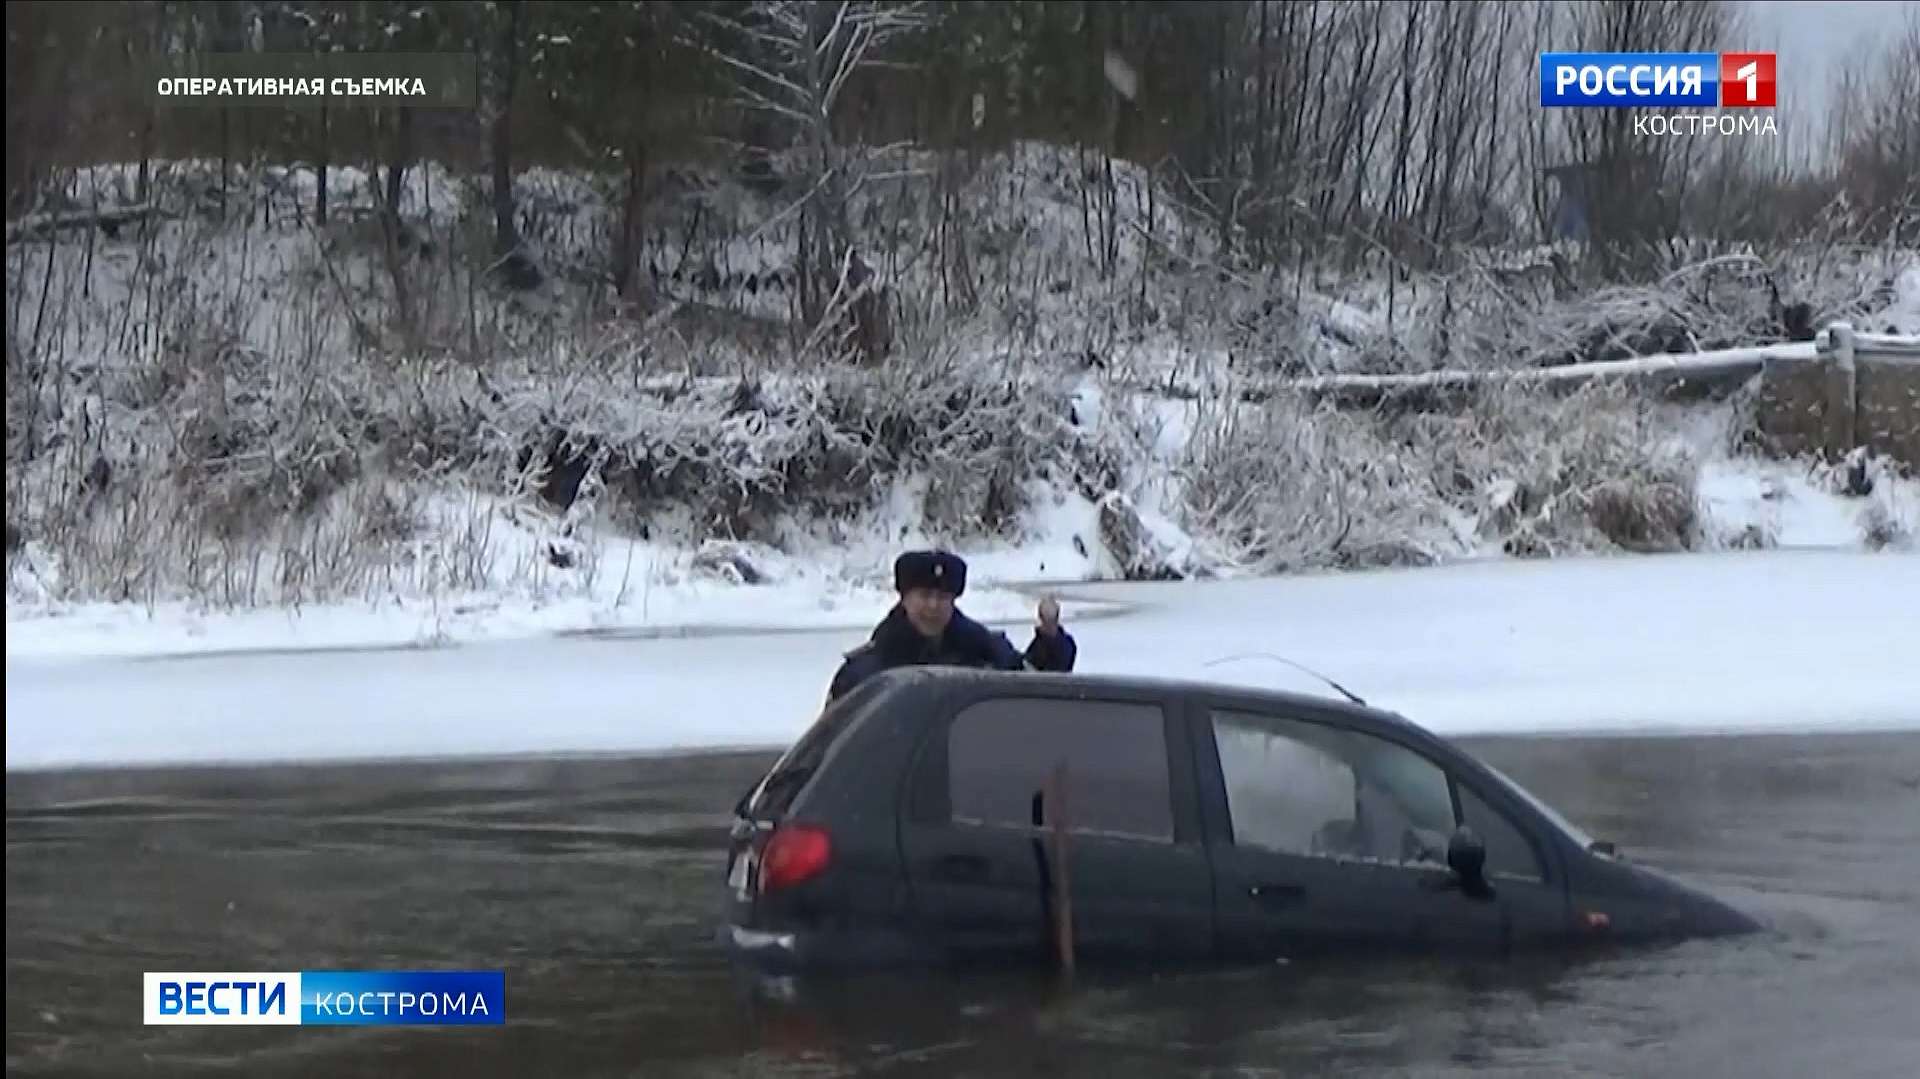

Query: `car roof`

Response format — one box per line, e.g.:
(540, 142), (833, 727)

(864, 666), (1435, 741)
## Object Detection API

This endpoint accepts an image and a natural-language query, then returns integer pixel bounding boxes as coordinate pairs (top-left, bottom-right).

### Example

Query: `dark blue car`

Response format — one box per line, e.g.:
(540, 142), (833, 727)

(722, 667), (1760, 972)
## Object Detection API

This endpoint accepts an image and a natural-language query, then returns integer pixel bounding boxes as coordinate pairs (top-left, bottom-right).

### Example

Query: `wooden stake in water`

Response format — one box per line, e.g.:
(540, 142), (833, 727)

(1045, 762), (1075, 976)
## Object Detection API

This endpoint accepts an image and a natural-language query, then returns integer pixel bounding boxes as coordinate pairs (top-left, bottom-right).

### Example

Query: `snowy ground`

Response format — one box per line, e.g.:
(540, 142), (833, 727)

(7, 547), (1917, 772)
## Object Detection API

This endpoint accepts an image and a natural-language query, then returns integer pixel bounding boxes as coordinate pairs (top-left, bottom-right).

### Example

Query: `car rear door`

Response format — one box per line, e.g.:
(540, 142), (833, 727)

(896, 688), (1215, 967)
(1195, 702), (1518, 960)
(725, 678), (887, 919)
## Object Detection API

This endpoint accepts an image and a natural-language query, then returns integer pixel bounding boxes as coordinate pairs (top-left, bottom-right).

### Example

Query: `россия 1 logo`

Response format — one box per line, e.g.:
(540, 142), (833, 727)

(1540, 51), (1776, 107)
(143, 971), (505, 1026)
(1539, 51), (1776, 136)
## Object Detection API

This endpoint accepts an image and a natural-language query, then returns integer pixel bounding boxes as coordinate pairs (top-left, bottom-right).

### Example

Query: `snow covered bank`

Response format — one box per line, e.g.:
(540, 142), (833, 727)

(1697, 456), (1919, 549)
(9, 150), (1918, 619)
(7, 549), (1917, 771)
(7, 149), (1918, 686)
(9, 443), (1914, 664)
(0, 580), (1118, 664)
(3, 472), (1126, 662)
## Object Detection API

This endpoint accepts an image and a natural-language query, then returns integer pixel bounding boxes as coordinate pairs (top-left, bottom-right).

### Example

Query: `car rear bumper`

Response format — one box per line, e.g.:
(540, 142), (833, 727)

(719, 921), (939, 973)
(725, 924), (802, 963)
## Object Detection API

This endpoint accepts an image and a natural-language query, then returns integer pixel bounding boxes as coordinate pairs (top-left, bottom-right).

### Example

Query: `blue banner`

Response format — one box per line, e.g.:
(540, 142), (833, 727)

(1540, 52), (1720, 107)
(300, 970), (505, 1026)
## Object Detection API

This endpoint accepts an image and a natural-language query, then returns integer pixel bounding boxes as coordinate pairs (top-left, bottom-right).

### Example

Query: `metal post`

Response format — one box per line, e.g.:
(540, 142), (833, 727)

(1821, 321), (1858, 460)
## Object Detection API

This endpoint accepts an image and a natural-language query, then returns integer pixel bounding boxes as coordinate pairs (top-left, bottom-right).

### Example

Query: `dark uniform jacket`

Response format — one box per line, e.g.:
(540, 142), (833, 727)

(826, 604), (1077, 703)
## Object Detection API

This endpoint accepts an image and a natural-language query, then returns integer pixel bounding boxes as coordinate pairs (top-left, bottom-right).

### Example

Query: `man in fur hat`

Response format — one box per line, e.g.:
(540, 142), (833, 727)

(825, 550), (1077, 703)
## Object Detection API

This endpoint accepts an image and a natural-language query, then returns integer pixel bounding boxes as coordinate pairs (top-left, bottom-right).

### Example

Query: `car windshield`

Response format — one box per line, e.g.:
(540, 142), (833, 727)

(1478, 760), (1604, 853)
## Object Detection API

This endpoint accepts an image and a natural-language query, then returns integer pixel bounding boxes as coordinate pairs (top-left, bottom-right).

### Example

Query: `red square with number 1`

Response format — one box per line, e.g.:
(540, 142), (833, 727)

(1720, 53), (1776, 108)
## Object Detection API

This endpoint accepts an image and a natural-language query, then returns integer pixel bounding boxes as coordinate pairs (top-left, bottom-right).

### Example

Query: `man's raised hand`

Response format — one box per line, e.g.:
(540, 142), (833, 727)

(1037, 595), (1061, 635)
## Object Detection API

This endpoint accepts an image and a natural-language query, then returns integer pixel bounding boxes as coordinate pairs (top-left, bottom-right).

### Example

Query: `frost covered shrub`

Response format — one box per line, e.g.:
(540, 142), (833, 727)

(5, 282), (1097, 609)
(8, 454), (453, 609)
(1582, 477), (1699, 552)
(1176, 393), (1461, 573)
(1805, 448), (1919, 552)
(1861, 501), (1912, 551)
(485, 329), (1081, 549)
(1411, 381), (1701, 556)
(1329, 245), (1914, 378)
(1175, 379), (1702, 571)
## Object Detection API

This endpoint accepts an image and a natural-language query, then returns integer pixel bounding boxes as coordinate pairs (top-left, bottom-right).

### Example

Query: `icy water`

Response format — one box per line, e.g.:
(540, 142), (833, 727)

(8, 730), (1920, 1078)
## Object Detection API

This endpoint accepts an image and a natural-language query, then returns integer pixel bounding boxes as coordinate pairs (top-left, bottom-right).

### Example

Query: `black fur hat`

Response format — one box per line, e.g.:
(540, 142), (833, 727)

(894, 550), (967, 597)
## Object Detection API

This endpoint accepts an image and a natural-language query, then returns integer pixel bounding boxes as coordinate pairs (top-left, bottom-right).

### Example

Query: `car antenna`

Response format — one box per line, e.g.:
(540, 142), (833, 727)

(1202, 652), (1369, 706)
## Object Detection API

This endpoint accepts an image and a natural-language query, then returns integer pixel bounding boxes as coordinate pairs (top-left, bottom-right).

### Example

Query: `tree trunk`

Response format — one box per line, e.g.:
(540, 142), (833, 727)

(491, 0), (534, 287)
(137, 116), (152, 205)
(220, 105), (230, 221)
(316, 102), (329, 226)
(615, 139), (647, 301)
(379, 106), (419, 354)
(385, 106), (412, 234)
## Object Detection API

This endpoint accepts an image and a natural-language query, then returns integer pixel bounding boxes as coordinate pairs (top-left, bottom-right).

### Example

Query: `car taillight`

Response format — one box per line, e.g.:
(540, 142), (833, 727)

(759, 823), (832, 892)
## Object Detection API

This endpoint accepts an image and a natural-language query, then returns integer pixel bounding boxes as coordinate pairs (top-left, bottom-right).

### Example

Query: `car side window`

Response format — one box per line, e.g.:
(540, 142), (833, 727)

(1457, 780), (1546, 882)
(945, 696), (1175, 843)
(1211, 710), (1456, 868)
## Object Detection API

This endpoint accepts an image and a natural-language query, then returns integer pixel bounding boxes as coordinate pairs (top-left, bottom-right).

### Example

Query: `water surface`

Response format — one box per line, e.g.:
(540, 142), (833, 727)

(8, 730), (1919, 1077)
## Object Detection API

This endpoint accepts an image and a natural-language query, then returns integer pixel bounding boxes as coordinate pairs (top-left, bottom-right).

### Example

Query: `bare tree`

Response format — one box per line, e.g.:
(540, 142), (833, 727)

(696, 0), (930, 362)
(486, 0), (540, 289)
(1829, 10), (1920, 242)
(1534, 0), (1737, 278)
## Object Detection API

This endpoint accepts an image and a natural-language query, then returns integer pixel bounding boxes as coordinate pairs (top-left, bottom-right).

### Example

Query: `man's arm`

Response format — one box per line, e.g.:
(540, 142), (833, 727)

(950, 610), (1075, 673)
(943, 609), (1026, 672)
(1023, 626), (1077, 672)
(1023, 595), (1075, 672)
(825, 646), (880, 705)
(983, 628), (1028, 671)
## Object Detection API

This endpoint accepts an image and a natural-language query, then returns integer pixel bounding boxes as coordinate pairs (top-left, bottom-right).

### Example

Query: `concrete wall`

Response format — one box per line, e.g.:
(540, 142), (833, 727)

(1214, 321), (1918, 468)
(1755, 358), (1832, 459)
(1855, 357), (1920, 467)
(1755, 326), (1920, 468)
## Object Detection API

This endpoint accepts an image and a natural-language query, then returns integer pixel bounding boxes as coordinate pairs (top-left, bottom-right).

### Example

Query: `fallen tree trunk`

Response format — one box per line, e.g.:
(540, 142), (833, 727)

(1282, 342), (1821, 408)
(5, 204), (163, 245)
(1129, 340), (1828, 410)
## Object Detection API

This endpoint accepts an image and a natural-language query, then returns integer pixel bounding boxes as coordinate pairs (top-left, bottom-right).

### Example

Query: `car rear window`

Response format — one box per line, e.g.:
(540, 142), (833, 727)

(742, 676), (889, 819)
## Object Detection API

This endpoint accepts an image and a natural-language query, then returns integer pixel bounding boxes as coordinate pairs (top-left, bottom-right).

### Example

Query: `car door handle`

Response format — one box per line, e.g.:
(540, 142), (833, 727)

(931, 854), (991, 882)
(1250, 882), (1306, 907)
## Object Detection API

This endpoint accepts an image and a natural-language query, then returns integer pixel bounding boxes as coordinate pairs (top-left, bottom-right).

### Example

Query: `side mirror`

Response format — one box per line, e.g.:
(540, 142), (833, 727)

(1447, 826), (1493, 898)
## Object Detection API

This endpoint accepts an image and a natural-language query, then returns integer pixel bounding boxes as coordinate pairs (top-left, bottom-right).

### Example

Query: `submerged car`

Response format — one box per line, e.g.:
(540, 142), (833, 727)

(722, 667), (1760, 972)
